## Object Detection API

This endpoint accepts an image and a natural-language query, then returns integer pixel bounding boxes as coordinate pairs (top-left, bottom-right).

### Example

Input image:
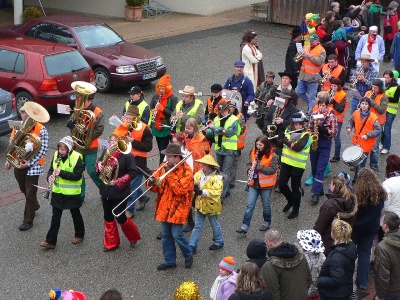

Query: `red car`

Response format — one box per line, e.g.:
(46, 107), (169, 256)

(0, 36), (94, 112)
(11, 15), (167, 92)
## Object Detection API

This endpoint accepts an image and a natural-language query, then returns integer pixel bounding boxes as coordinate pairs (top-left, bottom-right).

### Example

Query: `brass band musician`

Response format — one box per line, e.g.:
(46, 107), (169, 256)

(5, 102), (49, 231)
(319, 54), (346, 92)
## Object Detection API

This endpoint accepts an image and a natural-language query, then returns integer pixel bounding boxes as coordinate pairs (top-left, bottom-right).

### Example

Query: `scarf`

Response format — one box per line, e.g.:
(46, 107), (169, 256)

(332, 28), (347, 42)
(154, 90), (172, 130)
(210, 275), (229, 300)
(367, 34), (376, 53)
(360, 108), (370, 121)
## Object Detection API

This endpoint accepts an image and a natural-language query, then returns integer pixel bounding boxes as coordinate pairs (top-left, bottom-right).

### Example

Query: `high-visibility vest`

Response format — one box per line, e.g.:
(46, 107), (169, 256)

(214, 114), (238, 151)
(125, 101), (150, 125)
(365, 91), (386, 125)
(329, 89), (348, 123)
(301, 44), (325, 75)
(52, 151), (83, 195)
(236, 112), (247, 150)
(130, 123), (148, 158)
(88, 107), (102, 149)
(249, 149), (277, 188)
(321, 64), (345, 91)
(281, 130), (311, 169)
(385, 86), (399, 115)
(352, 110), (379, 153)
(10, 122), (45, 166)
(175, 99), (203, 132)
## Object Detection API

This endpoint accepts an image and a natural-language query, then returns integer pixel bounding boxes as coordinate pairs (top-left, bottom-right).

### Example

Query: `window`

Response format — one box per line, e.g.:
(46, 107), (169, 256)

(52, 25), (75, 45)
(44, 50), (89, 76)
(0, 49), (25, 73)
(25, 23), (56, 42)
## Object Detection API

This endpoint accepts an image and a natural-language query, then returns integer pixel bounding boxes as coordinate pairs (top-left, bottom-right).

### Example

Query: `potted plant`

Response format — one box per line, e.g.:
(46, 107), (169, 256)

(125, 0), (145, 22)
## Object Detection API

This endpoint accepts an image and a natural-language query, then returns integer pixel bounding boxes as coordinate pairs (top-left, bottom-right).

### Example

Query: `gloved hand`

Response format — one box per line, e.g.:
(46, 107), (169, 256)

(66, 119), (75, 129)
(194, 187), (202, 196)
(318, 124), (329, 135)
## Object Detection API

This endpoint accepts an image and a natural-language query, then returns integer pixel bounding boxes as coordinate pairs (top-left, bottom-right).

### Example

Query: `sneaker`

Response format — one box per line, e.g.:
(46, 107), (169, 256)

(157, 263), (177, 271)
(236, 227), (247, 234)
(330, 156), (340, 163)
(71, 237), (84, 244)
(310, 194), (320, 205)
(305, 175), (314, 186)
(379, 143), (383, 150)
(209, 244), (223, 250)
(19, 222), (33, 231)
(136, 196), (150, 211)
(381, 148), (389, 154)
(185, 256), (193, 269)
(259, 223), (270, 231)
(40, 241), (55, 249)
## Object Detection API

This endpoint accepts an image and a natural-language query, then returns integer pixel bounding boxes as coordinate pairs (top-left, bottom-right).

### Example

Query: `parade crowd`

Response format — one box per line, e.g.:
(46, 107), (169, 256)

(4, 0), (400, 299)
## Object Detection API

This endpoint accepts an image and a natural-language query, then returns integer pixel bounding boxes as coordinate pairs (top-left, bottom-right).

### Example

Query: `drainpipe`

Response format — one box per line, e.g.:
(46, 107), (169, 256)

(14, 0), (23, 25)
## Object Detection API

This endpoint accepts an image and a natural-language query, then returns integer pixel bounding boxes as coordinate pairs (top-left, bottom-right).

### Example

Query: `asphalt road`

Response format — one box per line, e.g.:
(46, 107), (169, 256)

(0, 21), (397, 299)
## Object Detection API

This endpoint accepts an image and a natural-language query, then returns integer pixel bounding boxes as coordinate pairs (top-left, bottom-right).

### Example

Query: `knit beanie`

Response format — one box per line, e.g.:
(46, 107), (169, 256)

(372, 79), (384, 93)
(157, 74), (172, 95)
(59, 136), (74, 152)
(219, 256), (235, 273)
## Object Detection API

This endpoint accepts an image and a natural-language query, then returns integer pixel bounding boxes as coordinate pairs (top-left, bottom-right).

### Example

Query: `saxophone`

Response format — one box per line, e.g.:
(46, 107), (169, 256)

(245, 149), (260, 191)
(5, 117), (41, 168)
(70, 81), (97, 150)
(267, 106), (280, 137)
(126, 116), (140, 132)
(99, 137), (132, 185)
(311, 117), (320, 151)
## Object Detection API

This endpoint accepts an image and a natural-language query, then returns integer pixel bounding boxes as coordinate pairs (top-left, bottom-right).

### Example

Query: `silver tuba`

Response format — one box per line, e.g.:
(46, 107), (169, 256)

(71, 81), (97, 150)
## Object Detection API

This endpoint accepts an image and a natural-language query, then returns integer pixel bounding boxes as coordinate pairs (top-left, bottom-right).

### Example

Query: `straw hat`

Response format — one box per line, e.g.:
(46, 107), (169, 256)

(20, 102), (50, 123)
(179, 85), (197, 95)
(358, 54), (374, 62)
(195, 154), (219, 167)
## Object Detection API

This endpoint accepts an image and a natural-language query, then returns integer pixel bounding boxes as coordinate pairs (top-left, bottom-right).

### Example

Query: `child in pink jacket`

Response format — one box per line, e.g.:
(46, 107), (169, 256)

(210, 256), (238, 300)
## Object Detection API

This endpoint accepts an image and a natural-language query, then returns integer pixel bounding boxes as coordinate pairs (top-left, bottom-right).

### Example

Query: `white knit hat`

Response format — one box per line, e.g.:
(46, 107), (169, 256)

(59, 136), (74, 152)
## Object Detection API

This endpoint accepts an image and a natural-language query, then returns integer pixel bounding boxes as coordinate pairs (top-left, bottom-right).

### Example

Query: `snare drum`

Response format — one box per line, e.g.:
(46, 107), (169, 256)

(342, 145), (366, 167)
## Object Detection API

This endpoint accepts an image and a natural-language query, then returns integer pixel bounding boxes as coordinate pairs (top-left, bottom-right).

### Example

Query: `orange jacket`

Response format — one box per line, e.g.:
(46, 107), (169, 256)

(148, 162), (194, 224)
(321, 64), (345, 91)
(249, 149), (277, 188)
(352, 110), (379, 153)
(186, 132), (211, 174)
(329, 89), (348, 123)
(301, 44), (325, 75)
(89, 107), (102, 149)
(365, 91), (386, 125)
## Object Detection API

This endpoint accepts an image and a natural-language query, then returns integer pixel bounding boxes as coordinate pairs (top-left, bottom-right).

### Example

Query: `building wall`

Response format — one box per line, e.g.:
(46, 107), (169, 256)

(25, 0), (264, 18)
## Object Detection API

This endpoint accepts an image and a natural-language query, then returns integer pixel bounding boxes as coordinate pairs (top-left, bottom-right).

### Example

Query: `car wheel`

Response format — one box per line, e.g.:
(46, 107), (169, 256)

(94, 67), (112, 92)
(15, 91), (34, 118)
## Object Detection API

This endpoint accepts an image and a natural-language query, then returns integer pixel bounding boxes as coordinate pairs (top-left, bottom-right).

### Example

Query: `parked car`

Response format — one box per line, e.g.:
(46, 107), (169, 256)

(0, 36), (94, 113)
(0, 88), (17, 137)
(10, 15), (167, 92)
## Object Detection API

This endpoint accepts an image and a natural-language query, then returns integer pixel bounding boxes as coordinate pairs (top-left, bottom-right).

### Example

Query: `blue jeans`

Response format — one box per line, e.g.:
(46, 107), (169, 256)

(351, 94), (360, 114)
(382, 112), (396, 150)
(352, 232), (376, 289)
(354, 152), (369, 182)
(296, 79), (318, 115)
(160, 222), (192, 265)
(370, 129), (381, 169)
(126, 174), (145, 213)
(189, 211), (224, 251)
(241, 186), (272, 230)
(216, 152), (236, 199)
(310, 142), (331, 194)
(333, 121), (343, 158)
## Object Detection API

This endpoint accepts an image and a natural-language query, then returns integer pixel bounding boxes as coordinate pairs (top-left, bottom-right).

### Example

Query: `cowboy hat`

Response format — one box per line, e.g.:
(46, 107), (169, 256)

(178, 85), (198, 95)
(358, 54), (375, 62)
(160, 143), (185, 156)
(195, 154), (220, 167)
(217, 101), (230, 113)
(278, 70), (294, 80)
(20, 102), (50, 123)
(297, 229), (325, 253)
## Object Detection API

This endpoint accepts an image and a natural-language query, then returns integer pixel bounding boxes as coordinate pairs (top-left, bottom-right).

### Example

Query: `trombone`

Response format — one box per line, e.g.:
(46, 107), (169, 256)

(111, 152), (193, 218)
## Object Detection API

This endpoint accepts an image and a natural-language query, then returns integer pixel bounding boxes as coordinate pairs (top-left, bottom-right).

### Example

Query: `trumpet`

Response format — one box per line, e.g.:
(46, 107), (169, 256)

(44, 155), (61, 199)
(294, 51), (305, 63)
(319, 69), (332, 85)
(350, 68), (368, 88)
(111, 152), (193, 218)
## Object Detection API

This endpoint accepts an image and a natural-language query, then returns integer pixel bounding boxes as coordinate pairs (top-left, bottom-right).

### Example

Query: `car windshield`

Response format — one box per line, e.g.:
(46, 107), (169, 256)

(75, 24), (123, 48)
(44, 50), (89, 76)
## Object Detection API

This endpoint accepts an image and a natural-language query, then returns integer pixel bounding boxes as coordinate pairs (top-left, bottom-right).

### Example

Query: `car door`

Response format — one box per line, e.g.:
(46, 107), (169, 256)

(0, 48), (27, 91)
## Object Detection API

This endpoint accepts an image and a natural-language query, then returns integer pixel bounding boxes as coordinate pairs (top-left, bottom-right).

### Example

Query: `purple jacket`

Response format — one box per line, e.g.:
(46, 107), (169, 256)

(217, 272), (238, 300)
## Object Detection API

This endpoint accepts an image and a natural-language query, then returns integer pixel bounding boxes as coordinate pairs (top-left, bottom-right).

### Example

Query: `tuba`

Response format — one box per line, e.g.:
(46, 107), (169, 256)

(5, 102), (50, 169)
(99, 137), (132, 185)
(70, 81), (97, 150)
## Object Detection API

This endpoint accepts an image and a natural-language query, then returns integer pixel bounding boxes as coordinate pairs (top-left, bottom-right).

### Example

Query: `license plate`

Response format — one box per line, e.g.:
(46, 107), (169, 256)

(0, 104), (4, 113)
(69, 94), (76, 101)
(143, 72), (157, 80)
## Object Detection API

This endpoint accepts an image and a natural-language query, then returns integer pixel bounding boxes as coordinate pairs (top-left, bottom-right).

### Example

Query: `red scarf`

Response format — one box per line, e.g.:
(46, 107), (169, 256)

(155, 90), (172, 130)
(367, 35), (376, 53)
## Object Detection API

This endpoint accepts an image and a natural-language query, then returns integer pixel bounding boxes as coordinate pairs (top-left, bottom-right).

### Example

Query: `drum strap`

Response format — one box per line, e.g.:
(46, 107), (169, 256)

(356, 115), (370, 137)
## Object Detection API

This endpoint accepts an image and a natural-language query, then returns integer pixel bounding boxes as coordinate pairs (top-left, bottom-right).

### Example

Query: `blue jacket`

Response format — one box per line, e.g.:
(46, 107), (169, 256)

(224, 74), (255, 104)
(392, 32), (400, 67)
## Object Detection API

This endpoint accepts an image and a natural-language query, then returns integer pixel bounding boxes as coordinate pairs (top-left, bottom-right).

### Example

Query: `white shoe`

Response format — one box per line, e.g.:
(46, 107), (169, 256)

(381, 148), (389, 154)
(379, 143), (383, 150)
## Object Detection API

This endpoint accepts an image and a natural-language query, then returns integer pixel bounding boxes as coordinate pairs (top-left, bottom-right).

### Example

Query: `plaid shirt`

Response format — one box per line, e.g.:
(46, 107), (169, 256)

(27, 125), (49, 176)
(308, 109), (338, 138)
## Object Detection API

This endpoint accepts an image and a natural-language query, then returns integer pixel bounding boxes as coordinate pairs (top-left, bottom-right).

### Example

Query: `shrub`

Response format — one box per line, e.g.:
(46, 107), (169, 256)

(22, 7), (43, 23)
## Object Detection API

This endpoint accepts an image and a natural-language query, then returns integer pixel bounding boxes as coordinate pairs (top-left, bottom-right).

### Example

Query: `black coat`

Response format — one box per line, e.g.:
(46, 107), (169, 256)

(98, 152), (137, 200)
(317, 242), (357, 300)
(228, 289), (272, 300)
(47, 151), (85, 210)
(285, 40), (302, 76)
(263, 102), (299, 138)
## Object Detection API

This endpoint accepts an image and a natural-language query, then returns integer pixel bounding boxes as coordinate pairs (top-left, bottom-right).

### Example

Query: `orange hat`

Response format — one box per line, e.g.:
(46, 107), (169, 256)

(157, 74), (172, 94)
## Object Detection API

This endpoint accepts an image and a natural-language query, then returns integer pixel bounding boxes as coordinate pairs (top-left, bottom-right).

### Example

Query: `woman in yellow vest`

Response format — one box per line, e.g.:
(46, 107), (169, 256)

(40, 136), (85, 250)
(279, 112), (311, 219)
(236, 136), (278, 234)
(380, 70), (400, 154)
(124, 86), (150, 125)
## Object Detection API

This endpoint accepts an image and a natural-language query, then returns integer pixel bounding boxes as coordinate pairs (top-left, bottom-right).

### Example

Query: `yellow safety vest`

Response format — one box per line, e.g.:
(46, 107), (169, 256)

(175, 99), (203, 132)
(214, 114), (239, 151)
(52, 151), (83, 195)
(386, 86), (399, 115)
(281, 130), (311, 169)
